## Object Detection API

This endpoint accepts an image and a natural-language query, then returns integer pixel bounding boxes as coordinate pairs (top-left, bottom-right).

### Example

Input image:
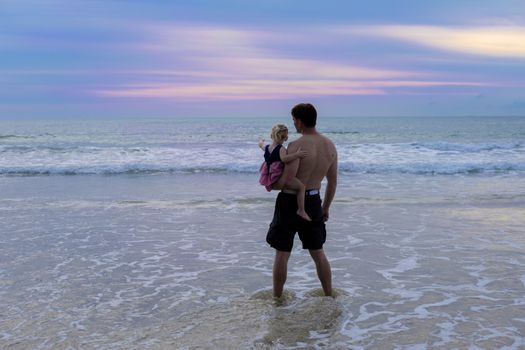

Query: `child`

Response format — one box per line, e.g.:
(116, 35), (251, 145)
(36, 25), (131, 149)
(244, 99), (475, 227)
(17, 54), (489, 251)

(258, 124), (311, 221)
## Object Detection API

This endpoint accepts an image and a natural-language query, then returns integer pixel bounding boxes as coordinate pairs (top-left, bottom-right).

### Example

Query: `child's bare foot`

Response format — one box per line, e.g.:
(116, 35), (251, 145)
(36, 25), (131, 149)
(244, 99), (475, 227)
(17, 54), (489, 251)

(297, 209), (312, 221)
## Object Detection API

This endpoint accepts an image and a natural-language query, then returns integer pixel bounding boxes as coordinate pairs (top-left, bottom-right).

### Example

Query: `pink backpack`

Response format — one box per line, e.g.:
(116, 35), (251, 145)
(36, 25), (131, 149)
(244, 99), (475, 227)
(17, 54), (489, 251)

(259, 161), (284, 192)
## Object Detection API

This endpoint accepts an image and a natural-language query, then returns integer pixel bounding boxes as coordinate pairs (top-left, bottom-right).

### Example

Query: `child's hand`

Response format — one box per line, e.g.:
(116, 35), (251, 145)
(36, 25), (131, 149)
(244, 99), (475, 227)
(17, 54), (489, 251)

(258, 138), (266, 149)
(296, 147), (308, 158)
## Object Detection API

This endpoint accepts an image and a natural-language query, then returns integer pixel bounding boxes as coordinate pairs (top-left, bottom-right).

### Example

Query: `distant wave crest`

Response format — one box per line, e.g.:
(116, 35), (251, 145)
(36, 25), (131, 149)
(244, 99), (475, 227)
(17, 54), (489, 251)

(0, 134), (30, 140)
(0, 133), (55, 140)
(411, 142), (522, 153)
(1, 162), (524, 176)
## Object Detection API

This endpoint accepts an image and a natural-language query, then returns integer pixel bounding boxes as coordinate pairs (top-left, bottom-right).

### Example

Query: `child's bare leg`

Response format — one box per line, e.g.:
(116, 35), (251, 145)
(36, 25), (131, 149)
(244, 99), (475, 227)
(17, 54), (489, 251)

(272, 173), (287, 190)
(284, 177), (311, 221)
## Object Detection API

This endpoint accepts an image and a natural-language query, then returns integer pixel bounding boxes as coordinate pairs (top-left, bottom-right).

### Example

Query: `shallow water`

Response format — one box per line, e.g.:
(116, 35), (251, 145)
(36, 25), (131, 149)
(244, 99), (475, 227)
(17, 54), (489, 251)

(1, 173), (525, 349)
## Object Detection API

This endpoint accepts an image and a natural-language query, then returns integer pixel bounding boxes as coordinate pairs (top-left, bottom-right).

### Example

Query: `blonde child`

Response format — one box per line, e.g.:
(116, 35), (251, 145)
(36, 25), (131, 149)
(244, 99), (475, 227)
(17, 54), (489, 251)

(258, 124), (311, 221)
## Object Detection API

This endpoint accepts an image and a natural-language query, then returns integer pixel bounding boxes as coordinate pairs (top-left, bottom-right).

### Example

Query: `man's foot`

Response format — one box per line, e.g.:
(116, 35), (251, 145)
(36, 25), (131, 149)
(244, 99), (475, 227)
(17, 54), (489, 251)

(297, 209), (312, 221)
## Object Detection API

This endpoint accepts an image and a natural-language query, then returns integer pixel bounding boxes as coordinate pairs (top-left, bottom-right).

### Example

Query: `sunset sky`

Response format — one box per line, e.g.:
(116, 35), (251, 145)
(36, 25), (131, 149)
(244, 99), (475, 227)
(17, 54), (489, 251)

(1, 0), (524, 118)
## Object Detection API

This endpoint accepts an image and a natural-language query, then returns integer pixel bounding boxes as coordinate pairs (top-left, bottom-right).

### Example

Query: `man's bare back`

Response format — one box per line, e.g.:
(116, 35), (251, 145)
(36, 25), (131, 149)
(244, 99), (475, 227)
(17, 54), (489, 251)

(285, 133), (337, 190)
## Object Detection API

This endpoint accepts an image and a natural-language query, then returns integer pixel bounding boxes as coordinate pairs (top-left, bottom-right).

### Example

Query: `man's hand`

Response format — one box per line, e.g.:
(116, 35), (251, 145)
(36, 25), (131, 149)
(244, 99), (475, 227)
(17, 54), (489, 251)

(322, 206), (330, 222)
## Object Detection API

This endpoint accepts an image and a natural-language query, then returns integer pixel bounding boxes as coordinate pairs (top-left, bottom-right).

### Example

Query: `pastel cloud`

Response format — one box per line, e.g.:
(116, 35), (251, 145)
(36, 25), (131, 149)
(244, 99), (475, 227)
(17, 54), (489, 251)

(135, 23), (268, 59)
(96, 79), (488, 100)
(94, 23), (490, 100)
(342, 25), (525, 58)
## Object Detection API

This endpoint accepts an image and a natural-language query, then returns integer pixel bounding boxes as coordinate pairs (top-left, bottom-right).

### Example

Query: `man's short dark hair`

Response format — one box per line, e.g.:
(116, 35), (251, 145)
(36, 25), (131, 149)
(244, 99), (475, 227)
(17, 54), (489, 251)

(291, 103), (317, 127)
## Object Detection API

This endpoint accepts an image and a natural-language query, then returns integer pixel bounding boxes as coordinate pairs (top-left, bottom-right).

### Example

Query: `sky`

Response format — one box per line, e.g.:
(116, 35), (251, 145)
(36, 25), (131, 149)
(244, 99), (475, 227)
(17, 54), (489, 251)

(1, 0), (525, 118)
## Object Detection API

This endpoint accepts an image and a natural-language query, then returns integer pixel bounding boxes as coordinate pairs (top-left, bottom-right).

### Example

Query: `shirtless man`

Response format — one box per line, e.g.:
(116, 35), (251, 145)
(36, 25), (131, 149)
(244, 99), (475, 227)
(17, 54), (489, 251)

(266, 103), (338, 297)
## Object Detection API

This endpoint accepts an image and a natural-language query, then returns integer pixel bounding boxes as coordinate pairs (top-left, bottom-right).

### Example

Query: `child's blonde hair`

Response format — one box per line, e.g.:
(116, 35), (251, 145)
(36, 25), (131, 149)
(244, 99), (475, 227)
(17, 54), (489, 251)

(271, 124), (288, 143)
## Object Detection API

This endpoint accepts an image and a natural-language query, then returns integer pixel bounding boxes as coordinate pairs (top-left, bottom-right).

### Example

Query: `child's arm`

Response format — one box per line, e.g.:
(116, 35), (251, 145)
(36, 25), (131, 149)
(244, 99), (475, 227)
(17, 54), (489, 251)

(279, 145), (307, 163)
(258, 138), (266, 151)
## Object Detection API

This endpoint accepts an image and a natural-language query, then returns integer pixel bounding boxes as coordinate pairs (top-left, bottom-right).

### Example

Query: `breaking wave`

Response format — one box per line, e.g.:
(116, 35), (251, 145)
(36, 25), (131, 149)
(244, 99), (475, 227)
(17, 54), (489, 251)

(1, 141), (523, 176)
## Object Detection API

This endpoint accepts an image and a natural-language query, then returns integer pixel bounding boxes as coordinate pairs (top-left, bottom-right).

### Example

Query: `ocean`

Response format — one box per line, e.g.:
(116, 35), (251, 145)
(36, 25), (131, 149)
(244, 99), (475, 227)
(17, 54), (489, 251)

(1, 116), (525, 349)
(1, 116), (524, 176)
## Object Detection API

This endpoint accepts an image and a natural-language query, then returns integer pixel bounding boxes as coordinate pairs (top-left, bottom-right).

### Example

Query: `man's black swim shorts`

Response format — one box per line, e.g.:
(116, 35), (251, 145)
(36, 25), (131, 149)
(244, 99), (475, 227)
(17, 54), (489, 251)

(266, 191), (326, 252)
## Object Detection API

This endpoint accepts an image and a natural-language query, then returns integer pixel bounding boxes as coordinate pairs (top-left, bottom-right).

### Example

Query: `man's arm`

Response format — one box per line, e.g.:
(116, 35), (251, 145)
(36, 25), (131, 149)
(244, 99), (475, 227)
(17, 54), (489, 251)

(322, 150), (338, 222)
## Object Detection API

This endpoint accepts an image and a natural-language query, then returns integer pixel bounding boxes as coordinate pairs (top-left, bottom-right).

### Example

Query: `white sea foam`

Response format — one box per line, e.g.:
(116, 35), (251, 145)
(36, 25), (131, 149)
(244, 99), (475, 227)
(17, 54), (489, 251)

(413, 296), (460, 318)
(378, 256), (419, 282)
(354, 302), (395, 323)
(1, 138), (524, 175)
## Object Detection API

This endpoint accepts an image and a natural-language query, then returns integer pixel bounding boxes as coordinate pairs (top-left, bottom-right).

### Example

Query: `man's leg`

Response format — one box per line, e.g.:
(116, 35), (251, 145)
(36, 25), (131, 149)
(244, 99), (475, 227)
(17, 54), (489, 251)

(273, 250), (291, 298)
(309, 249), (332, 296)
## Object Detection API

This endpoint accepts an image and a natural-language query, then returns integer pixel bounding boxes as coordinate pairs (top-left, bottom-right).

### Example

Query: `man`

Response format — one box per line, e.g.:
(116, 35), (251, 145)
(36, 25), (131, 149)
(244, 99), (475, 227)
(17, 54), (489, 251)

(266, 103), (338, 297)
